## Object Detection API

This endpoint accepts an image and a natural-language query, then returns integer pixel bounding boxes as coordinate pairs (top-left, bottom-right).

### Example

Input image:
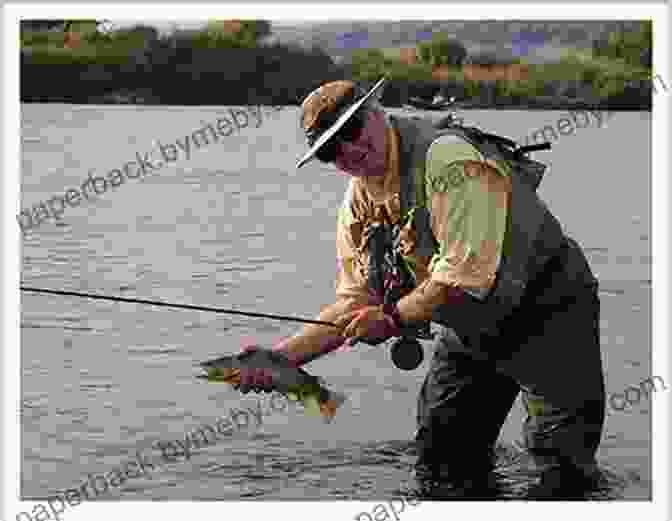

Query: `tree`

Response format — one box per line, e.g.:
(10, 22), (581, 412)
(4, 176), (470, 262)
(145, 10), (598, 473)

(592, 21), (652, 69)
(350, 48), (387, 80)
(205, 19), (271, 47)
(417, 34), (466, 68)
(417, 41), (432, 64)
(431, 35), (467, 67)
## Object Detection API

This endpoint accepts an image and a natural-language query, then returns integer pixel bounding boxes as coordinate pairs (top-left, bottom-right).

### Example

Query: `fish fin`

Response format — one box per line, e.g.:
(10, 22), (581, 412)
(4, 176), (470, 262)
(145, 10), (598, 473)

(319, 390), (348, 424)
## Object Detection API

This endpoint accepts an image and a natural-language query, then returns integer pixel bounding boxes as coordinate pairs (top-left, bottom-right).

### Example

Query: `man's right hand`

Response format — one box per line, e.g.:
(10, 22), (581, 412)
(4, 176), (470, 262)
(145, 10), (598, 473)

(232, 298), (374, 392)
(235, 344), (302, 394)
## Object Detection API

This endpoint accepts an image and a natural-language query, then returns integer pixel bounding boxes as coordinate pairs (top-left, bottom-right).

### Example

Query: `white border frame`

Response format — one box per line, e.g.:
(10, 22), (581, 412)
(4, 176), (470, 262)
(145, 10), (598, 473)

(3, 4), (669, 521)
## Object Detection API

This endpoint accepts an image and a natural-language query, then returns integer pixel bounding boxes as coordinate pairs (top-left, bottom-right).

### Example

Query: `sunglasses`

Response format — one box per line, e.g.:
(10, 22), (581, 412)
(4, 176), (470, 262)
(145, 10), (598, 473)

(312, 110), (367, 163)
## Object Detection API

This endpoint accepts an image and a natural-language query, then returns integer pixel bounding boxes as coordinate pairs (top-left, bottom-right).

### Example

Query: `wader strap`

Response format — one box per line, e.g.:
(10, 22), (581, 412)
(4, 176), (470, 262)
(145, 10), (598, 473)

(390, 115), (436, 259)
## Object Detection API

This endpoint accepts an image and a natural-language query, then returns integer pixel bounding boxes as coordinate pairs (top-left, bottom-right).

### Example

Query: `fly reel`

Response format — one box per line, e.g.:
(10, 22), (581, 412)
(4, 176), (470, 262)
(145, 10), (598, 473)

(390, 336), (424, 371)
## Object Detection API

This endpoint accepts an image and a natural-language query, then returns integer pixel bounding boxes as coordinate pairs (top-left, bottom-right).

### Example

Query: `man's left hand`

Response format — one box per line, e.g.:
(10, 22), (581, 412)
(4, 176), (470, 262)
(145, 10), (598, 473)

(335, 305), (400, 340)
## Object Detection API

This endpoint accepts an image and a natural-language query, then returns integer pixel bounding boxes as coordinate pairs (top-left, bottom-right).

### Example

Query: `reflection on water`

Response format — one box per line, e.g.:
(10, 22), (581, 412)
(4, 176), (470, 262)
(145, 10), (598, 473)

(20, 105), (651, 500)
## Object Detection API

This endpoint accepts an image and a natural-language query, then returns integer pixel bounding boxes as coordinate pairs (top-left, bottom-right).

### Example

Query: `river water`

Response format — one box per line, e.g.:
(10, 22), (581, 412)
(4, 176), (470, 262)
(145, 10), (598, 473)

(19, 104), (652, 501)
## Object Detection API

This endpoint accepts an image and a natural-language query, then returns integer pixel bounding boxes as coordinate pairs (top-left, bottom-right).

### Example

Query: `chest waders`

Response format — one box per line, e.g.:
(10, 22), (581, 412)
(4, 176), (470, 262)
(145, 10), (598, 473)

(366, 116), (554, 371)
(378, 116), (605, 493)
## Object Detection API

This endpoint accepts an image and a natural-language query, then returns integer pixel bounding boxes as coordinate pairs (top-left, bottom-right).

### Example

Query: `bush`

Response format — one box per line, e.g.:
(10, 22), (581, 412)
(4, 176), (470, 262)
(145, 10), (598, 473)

(187, 28), (257, 50)
(592, 21), (652, 69)
(434, 36), (467, 66)
(112, 24), (159, 44)
(349, 47), (434, 82)
(498, 78), (529, 98)
(83, 30), (115, 45)
(555, 48), (652, 100)
(462, 78), (481, 99)
(203, 19), (271, 48)
(350, 48), (387, 80)
(385, 60), (433, 81)
(417, 41), (432, 64)
(417, 34), (467, 67)
(465, 51), (521, 66)
(24, 44), (133, 66)
(21, 30), (64, 46)
(22, 20), (156, 53)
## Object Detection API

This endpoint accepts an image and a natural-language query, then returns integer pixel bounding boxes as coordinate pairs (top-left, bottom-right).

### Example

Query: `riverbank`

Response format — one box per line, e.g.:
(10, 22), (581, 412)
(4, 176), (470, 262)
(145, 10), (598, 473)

(21, 86), (654, 112)
(20, 51), (657, 111)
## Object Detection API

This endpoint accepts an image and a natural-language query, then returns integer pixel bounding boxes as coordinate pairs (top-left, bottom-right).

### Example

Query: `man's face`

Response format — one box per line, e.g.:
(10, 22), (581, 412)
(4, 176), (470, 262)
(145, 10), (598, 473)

(334, 109), (387, 178)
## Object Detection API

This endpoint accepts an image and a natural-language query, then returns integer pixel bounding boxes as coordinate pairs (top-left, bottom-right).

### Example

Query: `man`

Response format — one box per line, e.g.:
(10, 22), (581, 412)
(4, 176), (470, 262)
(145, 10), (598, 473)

(236, 78), (606, 499)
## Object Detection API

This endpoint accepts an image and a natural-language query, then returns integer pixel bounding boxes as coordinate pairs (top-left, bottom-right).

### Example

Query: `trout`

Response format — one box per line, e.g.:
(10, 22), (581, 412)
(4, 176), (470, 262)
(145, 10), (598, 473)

(197, 347), (347, 423)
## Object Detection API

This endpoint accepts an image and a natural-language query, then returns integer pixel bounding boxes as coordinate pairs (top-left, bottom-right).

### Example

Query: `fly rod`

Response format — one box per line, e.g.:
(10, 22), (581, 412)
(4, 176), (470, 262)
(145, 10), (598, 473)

(20, 286), (338, 328)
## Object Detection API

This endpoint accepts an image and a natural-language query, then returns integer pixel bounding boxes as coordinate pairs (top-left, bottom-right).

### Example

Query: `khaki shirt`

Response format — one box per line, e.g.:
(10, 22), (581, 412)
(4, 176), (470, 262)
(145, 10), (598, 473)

(336, 131), (512, 301)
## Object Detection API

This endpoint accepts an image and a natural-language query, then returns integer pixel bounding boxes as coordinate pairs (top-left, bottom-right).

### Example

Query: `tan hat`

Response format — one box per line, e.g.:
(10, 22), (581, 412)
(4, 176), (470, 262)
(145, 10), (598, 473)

(296, 77), (387, 169)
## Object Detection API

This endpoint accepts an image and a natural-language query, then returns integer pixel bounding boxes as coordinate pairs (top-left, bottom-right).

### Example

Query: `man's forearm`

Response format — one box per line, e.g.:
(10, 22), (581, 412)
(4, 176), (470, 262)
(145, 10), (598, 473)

(276, 297), (369, 363)
(396, 279), (464, 324)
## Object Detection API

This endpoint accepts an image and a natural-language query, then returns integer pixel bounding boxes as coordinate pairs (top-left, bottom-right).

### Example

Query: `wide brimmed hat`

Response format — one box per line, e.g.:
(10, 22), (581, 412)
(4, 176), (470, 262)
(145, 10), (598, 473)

(296, 77), (387, 169)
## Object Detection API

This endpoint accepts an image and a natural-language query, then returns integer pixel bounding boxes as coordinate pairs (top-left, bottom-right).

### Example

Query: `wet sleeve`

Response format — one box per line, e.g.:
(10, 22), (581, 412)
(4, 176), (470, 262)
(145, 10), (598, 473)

(425, 138), (510, 300)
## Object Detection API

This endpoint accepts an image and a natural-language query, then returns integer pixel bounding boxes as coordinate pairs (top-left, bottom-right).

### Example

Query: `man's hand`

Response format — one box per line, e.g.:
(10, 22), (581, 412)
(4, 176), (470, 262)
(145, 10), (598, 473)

(335, 305), (400, 340)
(335, 281), (465, 345)
(235, 344), (302, 394)
(261, 298), (372, 363)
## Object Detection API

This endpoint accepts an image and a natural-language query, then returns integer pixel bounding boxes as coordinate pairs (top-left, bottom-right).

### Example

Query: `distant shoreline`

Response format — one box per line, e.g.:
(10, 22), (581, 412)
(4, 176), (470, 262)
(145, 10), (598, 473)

(19, 100), (652, 112)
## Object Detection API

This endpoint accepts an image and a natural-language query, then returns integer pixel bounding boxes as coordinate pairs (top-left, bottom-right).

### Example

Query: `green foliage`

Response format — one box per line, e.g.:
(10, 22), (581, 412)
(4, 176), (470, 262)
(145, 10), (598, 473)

(497, 79), (530, 99)
(462, 79), (481, 98)
(350, 47), (432, 81)
(205, 367), (229, 382)
(20, 19), (96, 45)
(416, 33), (466, 67)
(20, 20), (653, 109)
(385, 60), (433, 81)
(203, 19), (270, 48)
(191, 30), (237, 49)
(175, 30), (246, 50)
(25, 44), (132, 66)
(352, 48), (386, 62)
(21, 20), (156, 50)
(432, 35), (467, 67)
(417, 41), (432, 64)
(83, 30), (115, 45)
(592, 21), (652, 69)
(235, 21), (261, 47)
(21, 30), (64, 46)
(111, 24), (159, 44)
(64, 20), (99, 33)
(23, 23), (154, 67)
(350, 48), (387, 80)
(559, 49), (651, 94)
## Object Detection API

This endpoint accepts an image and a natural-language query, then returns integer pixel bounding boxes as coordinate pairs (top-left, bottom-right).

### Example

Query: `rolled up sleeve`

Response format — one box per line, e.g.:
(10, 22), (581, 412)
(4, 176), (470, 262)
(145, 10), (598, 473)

(425, 137), (511, 299)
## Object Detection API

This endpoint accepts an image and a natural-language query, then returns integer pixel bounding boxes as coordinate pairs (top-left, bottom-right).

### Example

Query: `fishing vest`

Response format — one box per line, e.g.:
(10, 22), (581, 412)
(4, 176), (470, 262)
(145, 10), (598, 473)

(387, 115), (567, 344)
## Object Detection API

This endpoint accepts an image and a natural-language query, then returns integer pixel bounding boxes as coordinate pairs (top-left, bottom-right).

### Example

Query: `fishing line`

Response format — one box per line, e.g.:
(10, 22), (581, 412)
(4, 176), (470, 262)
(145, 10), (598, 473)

(20, 286), (338, 328)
